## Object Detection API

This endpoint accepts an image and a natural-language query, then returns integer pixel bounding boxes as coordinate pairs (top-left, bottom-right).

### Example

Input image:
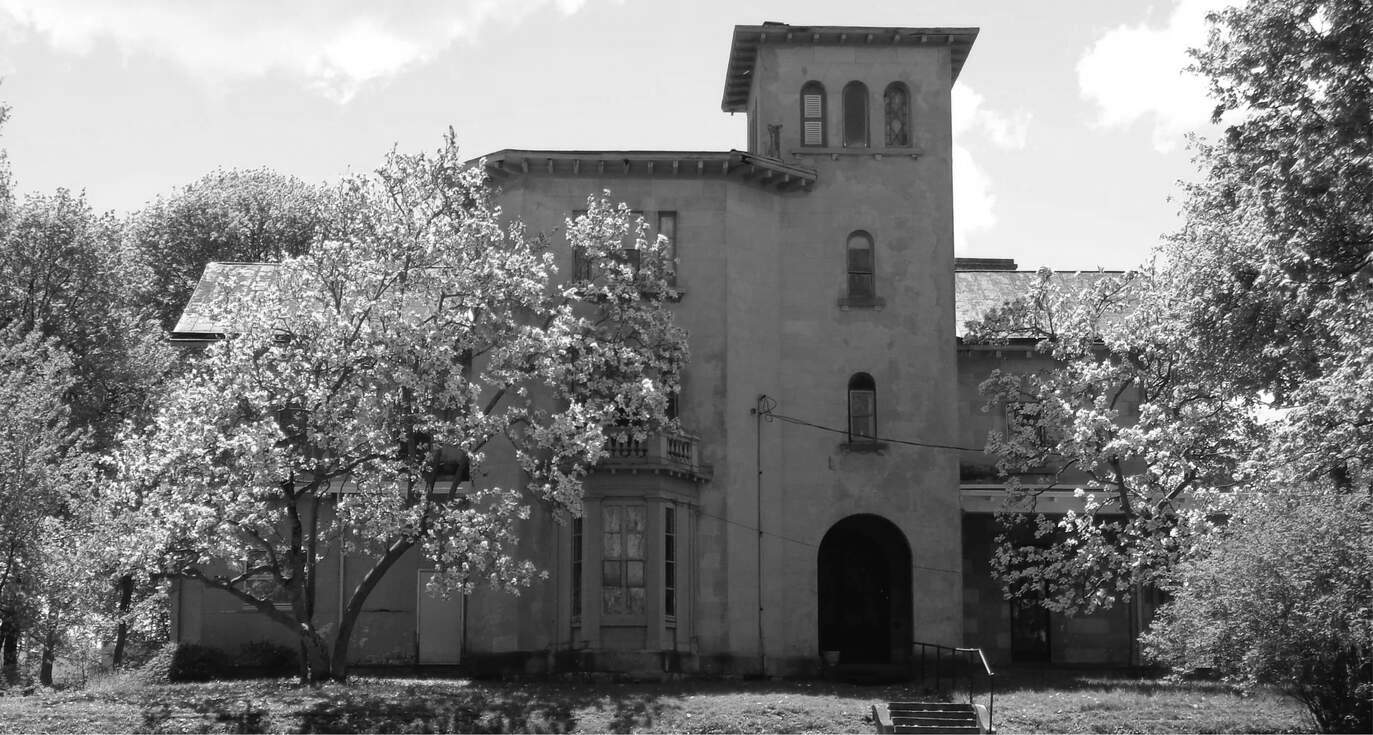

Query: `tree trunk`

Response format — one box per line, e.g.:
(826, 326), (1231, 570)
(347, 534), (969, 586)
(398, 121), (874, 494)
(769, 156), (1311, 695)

(38, 630), (56, 687)
(296, 624), (333, 684)
(0, 614), (19, 686)
(328, 538), (417, 681)
(111, 575), (134, 669)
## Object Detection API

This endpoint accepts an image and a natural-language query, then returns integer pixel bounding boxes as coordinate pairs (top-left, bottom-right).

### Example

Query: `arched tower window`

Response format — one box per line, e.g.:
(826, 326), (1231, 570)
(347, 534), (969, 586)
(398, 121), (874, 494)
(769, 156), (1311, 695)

(848, 373), (877, 443)
(842, 82), (869, 148)
(800, 82), (826, 147)
(884, 83), (910, 147)
(846, 230), (875, 301)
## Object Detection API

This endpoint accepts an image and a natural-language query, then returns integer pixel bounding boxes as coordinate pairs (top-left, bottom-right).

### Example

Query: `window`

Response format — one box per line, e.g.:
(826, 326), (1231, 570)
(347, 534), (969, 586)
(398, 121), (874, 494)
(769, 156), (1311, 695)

(884, 83), (910, 147)
(1009, 400), (1047, 445)
(571, 516), (583, 618)
(664, 505), (677, 618)
(602, 505), (646, 615)
(800, 82), (826, 147)
(846, 231), (875, 301)
(657, 211), (677, 286)
(570, 209), (592, 280)
(666, 389), (680, 420)
(842, 82), (869, 148)
(848, 373), (876, 443)
(242, 550), (291, 607)
(572, 209), (676, 286)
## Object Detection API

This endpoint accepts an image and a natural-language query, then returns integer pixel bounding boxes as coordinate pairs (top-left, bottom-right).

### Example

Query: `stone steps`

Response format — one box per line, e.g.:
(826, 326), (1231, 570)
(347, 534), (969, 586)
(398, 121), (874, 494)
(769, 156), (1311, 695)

(873, 702), (986, 734)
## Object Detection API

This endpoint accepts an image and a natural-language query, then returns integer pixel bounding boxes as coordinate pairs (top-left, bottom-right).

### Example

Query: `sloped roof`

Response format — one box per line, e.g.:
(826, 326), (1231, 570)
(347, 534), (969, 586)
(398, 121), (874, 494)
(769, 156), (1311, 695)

(172, 262), (281, 340)
(954, 269), (1129, 339)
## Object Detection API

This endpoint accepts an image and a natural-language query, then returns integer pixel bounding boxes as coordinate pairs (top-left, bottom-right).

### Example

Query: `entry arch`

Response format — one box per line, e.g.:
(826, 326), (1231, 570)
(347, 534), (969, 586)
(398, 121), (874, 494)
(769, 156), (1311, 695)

(817, 513), (912, 664)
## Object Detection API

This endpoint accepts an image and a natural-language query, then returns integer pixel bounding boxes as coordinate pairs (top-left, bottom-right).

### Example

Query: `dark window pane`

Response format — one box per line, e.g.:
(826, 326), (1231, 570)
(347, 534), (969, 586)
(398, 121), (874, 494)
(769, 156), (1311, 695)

(848, 246), (874, 273)
(848, 273), (875, 299)
(627, 587), (645, 614)
(603, 560), (622, 586)
(843, 82), (868, 147)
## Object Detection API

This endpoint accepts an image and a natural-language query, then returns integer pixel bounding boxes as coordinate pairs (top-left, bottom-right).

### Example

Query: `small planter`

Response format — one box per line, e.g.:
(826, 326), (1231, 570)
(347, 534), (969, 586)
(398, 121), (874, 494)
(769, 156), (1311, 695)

(821, 650), (841, 668)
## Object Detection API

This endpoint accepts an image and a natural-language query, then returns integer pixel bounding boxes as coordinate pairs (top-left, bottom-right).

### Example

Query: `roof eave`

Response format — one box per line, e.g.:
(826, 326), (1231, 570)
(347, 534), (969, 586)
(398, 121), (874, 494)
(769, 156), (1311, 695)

(721, 24), (980, 112)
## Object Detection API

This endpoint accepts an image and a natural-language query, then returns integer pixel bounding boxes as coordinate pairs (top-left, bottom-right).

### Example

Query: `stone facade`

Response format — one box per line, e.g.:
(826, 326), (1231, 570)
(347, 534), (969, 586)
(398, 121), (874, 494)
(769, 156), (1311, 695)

(170, 22), (1152, 675)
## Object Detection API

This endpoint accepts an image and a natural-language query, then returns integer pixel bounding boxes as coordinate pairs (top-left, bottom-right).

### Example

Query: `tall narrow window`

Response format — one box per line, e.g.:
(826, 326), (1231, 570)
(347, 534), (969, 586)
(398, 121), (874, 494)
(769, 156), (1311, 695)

(848, 373), (876, 443)
(602, 505), (645, 615)
(846, 231), (875, 301)
(666, 389), (680, 420)
(884, 82), (911, 147)
(570, 209), (591, 280)
(800, 82), (826, 147)
(571, 517), (583, 618)
(657, 211), (677, 285)
(664, 505), (677, 618)
(842, 82), (869, 148)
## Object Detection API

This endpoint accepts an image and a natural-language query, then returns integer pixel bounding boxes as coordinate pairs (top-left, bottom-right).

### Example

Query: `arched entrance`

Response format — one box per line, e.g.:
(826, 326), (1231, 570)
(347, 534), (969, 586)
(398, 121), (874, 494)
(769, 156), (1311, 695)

(817, 514), (912, 664)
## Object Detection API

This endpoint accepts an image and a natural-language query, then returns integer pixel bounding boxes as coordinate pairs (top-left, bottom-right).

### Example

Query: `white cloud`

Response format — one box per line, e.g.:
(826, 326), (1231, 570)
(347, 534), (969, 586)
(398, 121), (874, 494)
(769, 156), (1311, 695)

(0, 0), (608, 103)
(951, 84), (1032, 252)
(953, 85), (1031, 150)
(1077, 0), (1233, 152)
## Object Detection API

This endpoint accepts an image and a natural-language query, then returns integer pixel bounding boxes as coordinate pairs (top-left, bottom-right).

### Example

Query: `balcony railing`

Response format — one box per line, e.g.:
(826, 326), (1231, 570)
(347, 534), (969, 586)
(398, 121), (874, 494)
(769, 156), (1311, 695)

(600, 430), (712, 482)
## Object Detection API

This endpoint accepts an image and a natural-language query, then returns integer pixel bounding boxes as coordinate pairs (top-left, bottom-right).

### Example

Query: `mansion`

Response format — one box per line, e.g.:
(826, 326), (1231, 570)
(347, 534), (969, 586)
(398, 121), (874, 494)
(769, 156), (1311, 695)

(170, 22), (1154, 675)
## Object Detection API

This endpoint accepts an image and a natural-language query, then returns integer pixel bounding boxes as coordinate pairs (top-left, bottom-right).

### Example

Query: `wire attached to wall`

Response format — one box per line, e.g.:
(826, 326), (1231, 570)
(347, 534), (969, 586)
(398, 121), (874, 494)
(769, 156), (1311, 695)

(755, 401), (986, 452)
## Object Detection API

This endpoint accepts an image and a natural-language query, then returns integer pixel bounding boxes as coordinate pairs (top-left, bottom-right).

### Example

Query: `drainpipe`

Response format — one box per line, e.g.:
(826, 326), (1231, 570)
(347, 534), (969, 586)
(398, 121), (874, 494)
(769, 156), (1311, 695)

(752, 394), (769, 675)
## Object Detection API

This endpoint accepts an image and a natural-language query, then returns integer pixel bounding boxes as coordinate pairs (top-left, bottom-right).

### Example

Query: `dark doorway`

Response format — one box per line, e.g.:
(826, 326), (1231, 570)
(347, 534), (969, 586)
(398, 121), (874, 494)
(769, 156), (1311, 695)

(1010, 595), (1052, 662)
(817, 514), (912, 664)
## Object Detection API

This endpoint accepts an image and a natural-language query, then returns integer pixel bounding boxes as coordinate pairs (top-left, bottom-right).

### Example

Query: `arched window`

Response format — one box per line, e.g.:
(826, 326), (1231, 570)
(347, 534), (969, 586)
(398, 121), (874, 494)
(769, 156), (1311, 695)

(800, 82), (826, 147)
(846, 231), (875, 301)
(884, 82), (910, 147)
(842, 82), (869, 148)
(848, 373), (876, 443)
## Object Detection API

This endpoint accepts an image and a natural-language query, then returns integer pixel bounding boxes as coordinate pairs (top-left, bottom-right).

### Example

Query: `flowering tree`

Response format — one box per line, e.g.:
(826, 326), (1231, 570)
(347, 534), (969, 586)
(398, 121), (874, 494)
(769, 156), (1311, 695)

(111, 133), (687, 682)
(971, 2), (1371, 723)
(966, 270), (1255, 615)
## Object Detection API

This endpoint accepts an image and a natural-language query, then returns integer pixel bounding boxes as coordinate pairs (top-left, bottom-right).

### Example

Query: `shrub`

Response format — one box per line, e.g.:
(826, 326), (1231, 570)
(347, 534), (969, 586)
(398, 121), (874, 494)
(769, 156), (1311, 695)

(233, 641), (299, 677)
(167, 642), (232, 682)
(1143, 493), (1372, 733)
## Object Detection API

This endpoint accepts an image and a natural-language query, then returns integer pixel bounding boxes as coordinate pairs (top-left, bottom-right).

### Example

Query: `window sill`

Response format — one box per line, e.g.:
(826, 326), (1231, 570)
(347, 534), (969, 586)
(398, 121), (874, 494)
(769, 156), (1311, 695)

(840, 441), (887, 455)
(837, 296), (885, 311)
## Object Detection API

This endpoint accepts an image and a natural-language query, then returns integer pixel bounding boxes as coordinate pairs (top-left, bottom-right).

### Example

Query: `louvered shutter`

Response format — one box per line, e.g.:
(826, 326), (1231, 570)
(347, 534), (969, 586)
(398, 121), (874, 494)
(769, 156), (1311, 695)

(802, 90), (824, 146)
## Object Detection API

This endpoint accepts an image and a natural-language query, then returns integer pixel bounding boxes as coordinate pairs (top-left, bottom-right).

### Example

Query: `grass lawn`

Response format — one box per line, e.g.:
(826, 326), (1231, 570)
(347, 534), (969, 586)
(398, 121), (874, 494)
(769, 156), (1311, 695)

(0, 668), (1313, 734)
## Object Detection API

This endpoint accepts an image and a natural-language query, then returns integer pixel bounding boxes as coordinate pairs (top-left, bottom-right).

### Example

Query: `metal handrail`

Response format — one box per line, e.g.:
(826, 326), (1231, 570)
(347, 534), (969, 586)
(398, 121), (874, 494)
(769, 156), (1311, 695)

(911, 641), (996, 733)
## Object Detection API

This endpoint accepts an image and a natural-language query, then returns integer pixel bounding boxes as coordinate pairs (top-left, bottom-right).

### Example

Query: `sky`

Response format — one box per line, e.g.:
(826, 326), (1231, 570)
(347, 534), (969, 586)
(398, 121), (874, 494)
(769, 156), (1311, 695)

(0, 0), (1233, 270)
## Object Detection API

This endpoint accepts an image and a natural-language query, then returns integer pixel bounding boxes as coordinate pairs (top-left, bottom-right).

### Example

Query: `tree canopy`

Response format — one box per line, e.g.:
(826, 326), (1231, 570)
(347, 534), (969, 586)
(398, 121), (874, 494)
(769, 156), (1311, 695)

(969, 1), (1371, 728)
(110, 134), (688, 681)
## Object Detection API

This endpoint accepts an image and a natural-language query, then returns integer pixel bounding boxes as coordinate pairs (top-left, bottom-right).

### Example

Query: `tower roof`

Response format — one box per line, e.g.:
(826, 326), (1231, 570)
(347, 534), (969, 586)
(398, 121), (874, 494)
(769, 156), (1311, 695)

(721, 22), (979, 112)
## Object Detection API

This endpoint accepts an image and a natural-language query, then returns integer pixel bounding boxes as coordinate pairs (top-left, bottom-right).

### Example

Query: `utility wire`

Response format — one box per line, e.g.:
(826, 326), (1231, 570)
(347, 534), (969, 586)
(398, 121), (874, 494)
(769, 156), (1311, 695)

(695, 507), (961, 576)
(758, 406), (987, 453)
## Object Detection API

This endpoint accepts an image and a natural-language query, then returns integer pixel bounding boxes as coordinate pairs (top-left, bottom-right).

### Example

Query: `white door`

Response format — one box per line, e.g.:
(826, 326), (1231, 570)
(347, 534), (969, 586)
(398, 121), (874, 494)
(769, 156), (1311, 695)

(416, 571), (463, 664)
